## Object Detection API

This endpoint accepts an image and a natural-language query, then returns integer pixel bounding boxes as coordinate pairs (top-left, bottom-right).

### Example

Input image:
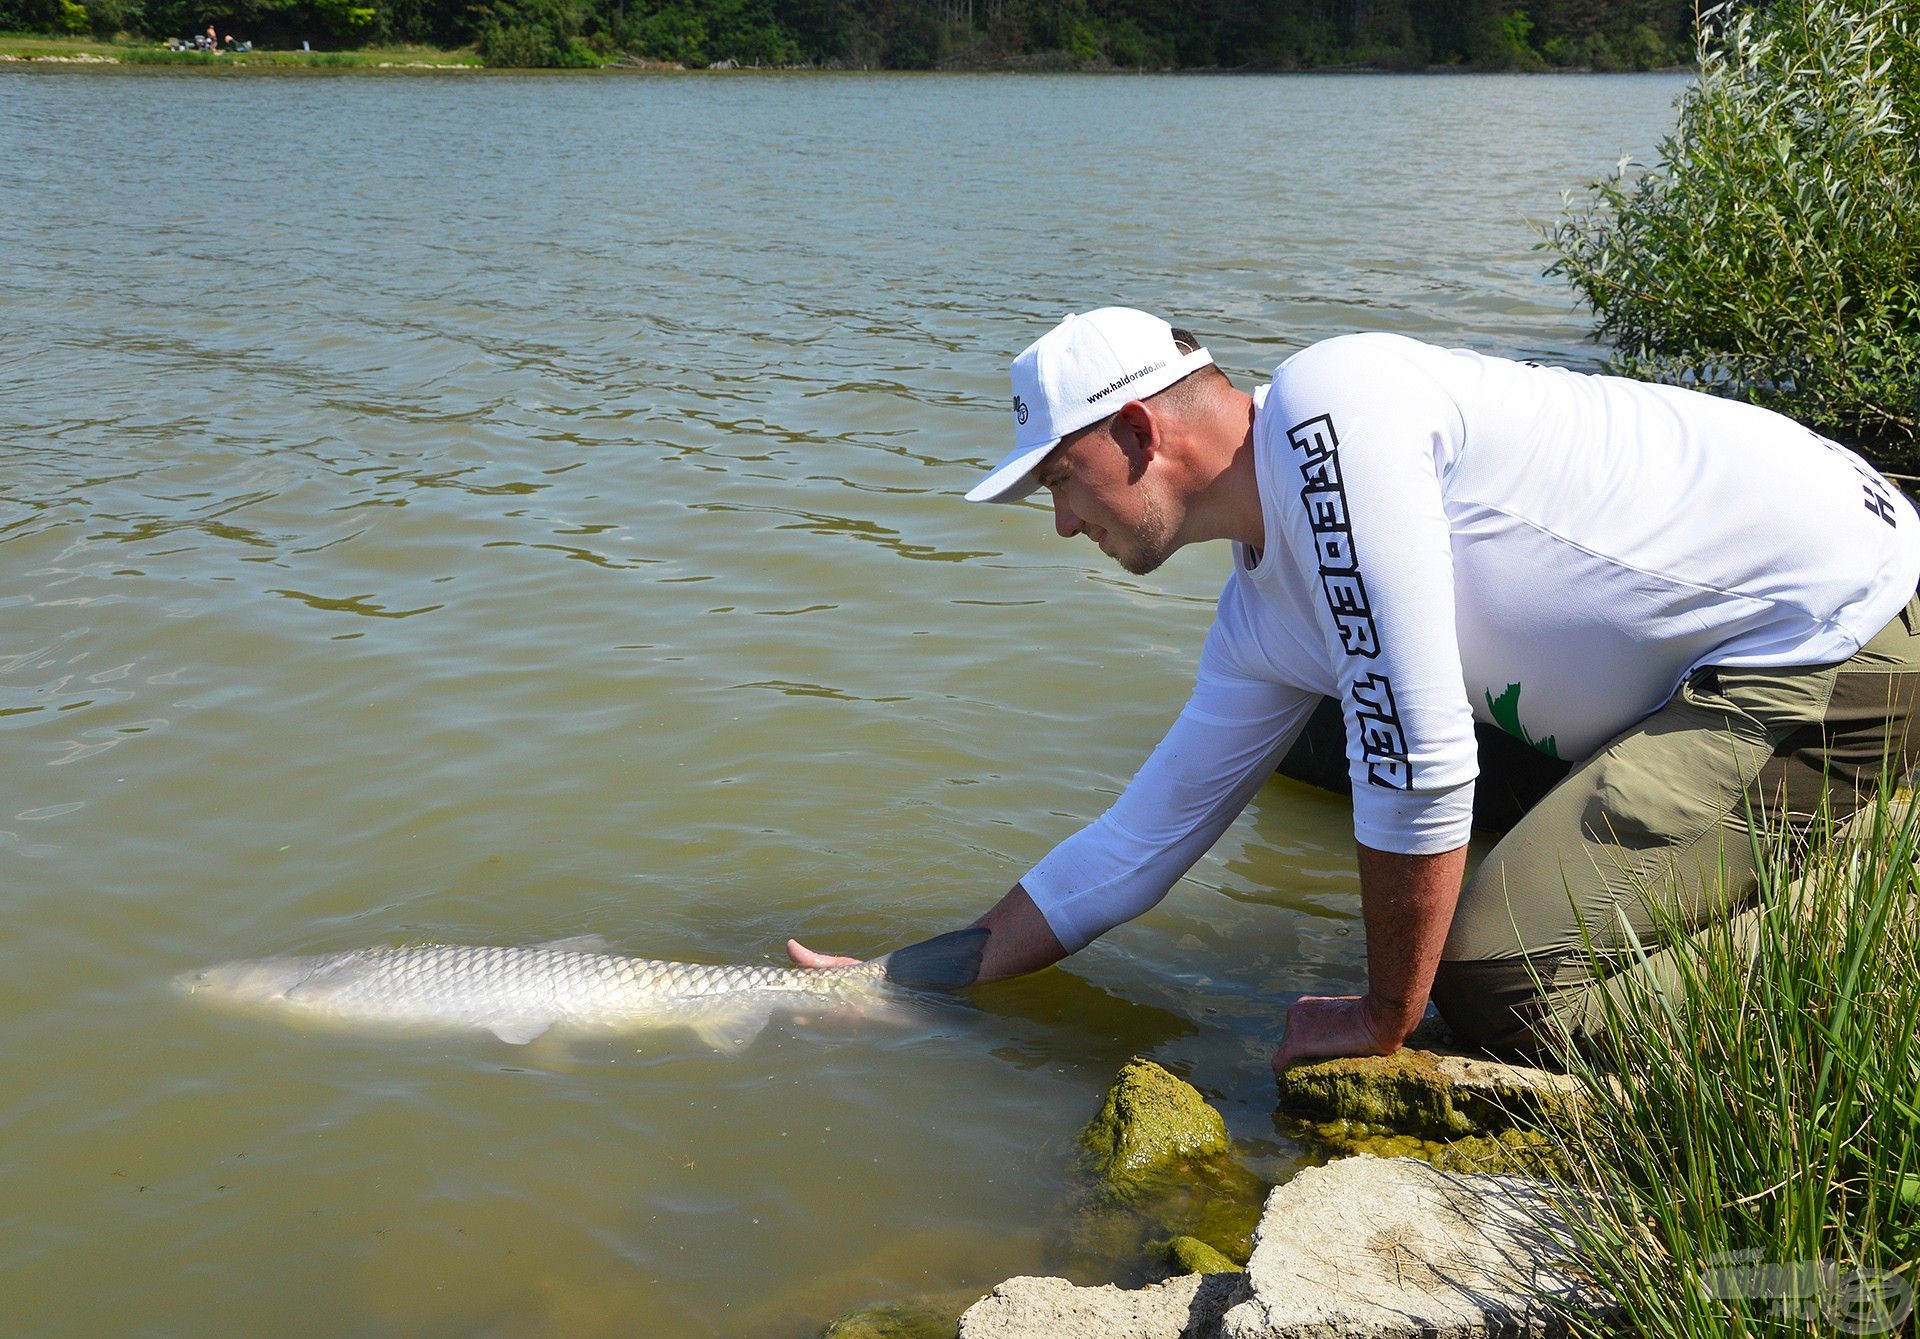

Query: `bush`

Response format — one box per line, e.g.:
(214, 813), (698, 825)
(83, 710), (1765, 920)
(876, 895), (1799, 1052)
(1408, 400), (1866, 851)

(1544, 0), (1920, 469)
(1533, 785), (1920, 1336)
(312, 0), (374, 39)
(1469, 7), (1543, 70)
(624, 3), (704, 63)
(476, 21), (549, 63)
(82, 0), (140, 37)
(703, 0), (796, 64)
(880, 8), (943, 68)
(476, 0), (598, 66)
(1617, 21), (1674, 70)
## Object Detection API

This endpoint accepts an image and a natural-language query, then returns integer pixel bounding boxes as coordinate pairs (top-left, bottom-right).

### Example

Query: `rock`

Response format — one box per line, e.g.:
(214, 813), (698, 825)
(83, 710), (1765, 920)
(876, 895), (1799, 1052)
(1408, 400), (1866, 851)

(958, 1272), (1244, 1339)
(1278, 1047), (1580, 1142)
(822, 1294), (973, 1339)
(1220, 1156), (1609, 1337)
(1063, 1154), (1267, 1280)
(1080, 1058), (1231, 1189)
(959, 1156), (1613, 1338)
(1302, 1121), (1563, 1177)
(1164, 1235), (1243, 1276)
(1063, 1059), (1263, 1276)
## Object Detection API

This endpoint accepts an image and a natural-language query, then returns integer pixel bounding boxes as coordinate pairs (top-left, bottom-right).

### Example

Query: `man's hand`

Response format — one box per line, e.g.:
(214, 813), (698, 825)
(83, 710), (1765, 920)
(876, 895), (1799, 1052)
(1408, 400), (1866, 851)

(1271, 993), (1397, 1073)
(786, 940), (862, 969)
(782, 883), (1067, 983)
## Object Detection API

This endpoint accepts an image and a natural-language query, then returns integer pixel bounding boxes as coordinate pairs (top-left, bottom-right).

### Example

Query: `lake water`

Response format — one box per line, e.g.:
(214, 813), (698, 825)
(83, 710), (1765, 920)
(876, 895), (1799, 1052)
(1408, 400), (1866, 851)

(0, 68), (1689, 1337)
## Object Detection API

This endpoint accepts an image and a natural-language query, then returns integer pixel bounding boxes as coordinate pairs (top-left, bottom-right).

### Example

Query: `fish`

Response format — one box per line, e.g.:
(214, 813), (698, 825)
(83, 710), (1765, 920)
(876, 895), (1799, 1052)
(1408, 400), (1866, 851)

(176, 928), (988, 1051)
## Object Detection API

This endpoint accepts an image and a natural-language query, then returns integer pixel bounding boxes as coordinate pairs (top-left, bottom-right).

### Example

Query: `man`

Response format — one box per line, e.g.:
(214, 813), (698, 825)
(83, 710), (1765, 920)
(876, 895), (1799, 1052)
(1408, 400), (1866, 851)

(791, 307), (1920, 1066)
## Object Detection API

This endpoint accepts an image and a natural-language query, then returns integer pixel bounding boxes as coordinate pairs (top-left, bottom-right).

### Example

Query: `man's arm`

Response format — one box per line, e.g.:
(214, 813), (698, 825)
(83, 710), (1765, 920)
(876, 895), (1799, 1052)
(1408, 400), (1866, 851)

(1273, 841), (1466, 1070)
(965, 883), (1069, 981)
(790, 663), (1317, 982)
(786, 882), (1065, 984)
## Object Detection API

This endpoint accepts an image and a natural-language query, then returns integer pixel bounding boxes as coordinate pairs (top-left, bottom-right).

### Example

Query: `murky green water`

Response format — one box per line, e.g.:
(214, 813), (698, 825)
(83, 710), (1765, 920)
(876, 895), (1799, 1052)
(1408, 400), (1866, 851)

(0, 69), (1687, 1336)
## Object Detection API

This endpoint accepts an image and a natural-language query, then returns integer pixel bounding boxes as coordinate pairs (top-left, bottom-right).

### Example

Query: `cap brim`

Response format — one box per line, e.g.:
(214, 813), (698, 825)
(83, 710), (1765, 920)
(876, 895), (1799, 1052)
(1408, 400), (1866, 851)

(965, 438), (1057, 504)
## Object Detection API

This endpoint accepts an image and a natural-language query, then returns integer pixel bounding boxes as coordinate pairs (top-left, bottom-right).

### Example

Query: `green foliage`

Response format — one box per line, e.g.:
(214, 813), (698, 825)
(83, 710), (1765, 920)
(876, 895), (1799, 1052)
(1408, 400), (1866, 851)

(879, 8), (944, 68)
(476, 20), (549, 62)
(1468, 7), (1544, 69)
(1533, 785), (1920, 1336)
(476, 0), (599, 65)
(1546, 0), (1920, 467)
(55, 0), (86, 30)
(0, 0), (1709, 71)
(80, 0), (140, 36)
(626, 3), (705, 62)
(703, 0), (798, 64)
(312, 0), (372, 36)
(613, 0), (797, 65)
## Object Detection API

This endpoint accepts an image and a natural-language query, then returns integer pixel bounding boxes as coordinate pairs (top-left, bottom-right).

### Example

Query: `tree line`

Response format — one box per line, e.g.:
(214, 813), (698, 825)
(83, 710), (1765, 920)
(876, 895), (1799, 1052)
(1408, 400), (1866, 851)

(5, 0), (1705, 71)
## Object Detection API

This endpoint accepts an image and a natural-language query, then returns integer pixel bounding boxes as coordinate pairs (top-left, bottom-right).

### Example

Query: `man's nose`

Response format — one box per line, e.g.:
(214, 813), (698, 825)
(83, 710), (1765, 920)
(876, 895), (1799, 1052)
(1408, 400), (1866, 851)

(1052, 491), (1081, 539)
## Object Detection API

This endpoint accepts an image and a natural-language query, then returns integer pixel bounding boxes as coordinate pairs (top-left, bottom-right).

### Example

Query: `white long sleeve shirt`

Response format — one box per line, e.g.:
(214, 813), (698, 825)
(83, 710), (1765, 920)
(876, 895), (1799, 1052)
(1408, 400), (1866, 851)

(1024, 333), (1920, 952)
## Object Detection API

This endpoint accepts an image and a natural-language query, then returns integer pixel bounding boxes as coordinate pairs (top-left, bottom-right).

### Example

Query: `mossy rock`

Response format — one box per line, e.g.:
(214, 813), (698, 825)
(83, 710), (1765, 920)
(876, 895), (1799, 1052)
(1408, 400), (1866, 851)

(1060, 1058), (1267, 1282)
(1278, 1048), (1577, 1142)
(1061, 1150), (1267, 1282)
(820, 1292), (971, 1339)
(1078, 1057), (1230, 1188)
(1430, 1129), (1565, 1176)
(1297, 1117), (1565, 1177)
(1163, 1234), (1243, 1276)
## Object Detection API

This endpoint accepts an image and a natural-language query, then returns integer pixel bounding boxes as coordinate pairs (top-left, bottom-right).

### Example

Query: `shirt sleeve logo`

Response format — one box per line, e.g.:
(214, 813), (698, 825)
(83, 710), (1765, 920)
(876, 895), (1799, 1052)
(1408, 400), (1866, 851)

(1286, 412), (1408, 790)
(1286, 414), (1381, 660)
(1352, 673), (1411, 789)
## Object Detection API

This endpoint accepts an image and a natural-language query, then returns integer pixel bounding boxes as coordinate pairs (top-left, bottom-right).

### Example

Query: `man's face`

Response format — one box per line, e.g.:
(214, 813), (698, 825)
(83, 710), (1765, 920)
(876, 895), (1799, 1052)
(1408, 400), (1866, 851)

(1033, 421), (1178, 577)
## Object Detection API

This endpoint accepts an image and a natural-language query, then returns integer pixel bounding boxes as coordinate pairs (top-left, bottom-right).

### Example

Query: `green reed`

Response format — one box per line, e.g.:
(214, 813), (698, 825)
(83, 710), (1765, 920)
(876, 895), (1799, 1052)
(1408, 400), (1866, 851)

(1538, 782), (1920, 1336)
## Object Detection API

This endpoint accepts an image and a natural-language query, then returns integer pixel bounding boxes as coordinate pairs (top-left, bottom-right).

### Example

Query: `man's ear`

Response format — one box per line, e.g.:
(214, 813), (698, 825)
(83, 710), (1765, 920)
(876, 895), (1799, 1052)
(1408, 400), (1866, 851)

(1113, 399), (1157, 482)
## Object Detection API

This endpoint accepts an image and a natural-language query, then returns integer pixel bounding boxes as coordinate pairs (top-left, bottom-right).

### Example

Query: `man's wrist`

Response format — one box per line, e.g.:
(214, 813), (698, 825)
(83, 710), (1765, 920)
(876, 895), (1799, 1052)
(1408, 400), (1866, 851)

(1359, 991), (1412, 1054)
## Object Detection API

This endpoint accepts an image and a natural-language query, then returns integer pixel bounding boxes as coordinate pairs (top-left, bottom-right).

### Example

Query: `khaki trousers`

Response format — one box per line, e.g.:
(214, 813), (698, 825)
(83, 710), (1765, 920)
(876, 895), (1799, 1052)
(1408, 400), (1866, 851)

(1432, 594), (1920, 1058)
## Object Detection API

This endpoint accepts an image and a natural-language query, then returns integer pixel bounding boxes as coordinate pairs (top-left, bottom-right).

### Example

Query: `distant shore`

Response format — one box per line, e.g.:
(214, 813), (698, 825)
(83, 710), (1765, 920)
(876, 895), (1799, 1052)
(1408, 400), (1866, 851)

(0, 33), (1690, 74)
(0, 35), (485, 68)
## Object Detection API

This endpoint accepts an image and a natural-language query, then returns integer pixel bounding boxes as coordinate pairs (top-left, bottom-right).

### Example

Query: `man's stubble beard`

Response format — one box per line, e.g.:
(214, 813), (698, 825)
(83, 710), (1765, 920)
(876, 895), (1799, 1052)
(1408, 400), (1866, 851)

(1114, 490), (1176, 577)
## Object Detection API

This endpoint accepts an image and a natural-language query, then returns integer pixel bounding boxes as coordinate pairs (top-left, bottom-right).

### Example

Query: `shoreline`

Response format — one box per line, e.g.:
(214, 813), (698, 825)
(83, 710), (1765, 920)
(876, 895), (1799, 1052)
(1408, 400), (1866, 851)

(0, 36), (1693, 76)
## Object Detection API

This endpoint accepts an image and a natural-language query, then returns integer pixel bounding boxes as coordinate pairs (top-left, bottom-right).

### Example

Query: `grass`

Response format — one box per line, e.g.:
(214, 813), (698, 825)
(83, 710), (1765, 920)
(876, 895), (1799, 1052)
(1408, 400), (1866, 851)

(0, 32), (482, 67)
(1534, 781), (1920, 1336)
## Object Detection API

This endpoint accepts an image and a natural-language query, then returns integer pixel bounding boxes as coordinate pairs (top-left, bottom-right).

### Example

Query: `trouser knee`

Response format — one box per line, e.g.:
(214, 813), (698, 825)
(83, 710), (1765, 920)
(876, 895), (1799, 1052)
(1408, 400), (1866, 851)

(1430, 956), (1560, 1061)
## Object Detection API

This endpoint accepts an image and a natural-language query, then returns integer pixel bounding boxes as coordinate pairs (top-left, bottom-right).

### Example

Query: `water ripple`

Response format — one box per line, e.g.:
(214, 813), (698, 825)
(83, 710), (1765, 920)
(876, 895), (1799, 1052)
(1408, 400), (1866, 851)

(0, 68), (1691, 1339)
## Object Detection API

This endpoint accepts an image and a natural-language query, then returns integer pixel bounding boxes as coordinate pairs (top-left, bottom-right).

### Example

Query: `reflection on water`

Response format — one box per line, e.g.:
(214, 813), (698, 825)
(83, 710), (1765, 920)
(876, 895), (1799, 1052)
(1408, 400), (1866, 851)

(0, 68), (1687, 1336)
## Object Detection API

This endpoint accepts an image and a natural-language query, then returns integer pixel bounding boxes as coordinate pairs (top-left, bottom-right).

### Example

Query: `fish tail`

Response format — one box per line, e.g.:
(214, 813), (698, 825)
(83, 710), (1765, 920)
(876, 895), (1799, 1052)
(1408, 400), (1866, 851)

(877, 927), (989, 990)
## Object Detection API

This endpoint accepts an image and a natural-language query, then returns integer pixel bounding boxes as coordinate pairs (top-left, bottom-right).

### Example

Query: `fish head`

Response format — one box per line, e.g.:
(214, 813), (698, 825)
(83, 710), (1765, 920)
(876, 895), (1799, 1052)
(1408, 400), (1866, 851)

(175, 955), (320, 1004)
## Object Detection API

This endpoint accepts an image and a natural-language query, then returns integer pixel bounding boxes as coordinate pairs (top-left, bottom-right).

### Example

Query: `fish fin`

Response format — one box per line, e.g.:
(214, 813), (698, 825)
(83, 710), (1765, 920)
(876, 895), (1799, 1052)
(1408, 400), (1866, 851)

(690, 1003), (774, 1055)
(488, 1015), (557, 1046)
(532, 934), (608, 954)
(879, 927), (989, 991)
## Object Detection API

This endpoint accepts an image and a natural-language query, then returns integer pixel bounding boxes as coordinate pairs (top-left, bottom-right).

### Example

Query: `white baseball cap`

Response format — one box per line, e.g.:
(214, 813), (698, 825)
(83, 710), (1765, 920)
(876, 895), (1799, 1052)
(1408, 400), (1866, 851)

(966, 307), (1215, 503)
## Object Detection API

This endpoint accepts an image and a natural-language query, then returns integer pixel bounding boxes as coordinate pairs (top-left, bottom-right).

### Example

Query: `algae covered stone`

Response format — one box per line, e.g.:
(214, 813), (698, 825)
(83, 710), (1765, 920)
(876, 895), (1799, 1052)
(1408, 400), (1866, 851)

(1163, 1234), (1243, 1276)
(1278, 1047), (1579, 1142)
(820, 1295), (970, 1339)
(1078, 1057), (1230, 1185)
(1300, 1118), (1563, 1177)
(1063, 1057), (1264, 1278)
